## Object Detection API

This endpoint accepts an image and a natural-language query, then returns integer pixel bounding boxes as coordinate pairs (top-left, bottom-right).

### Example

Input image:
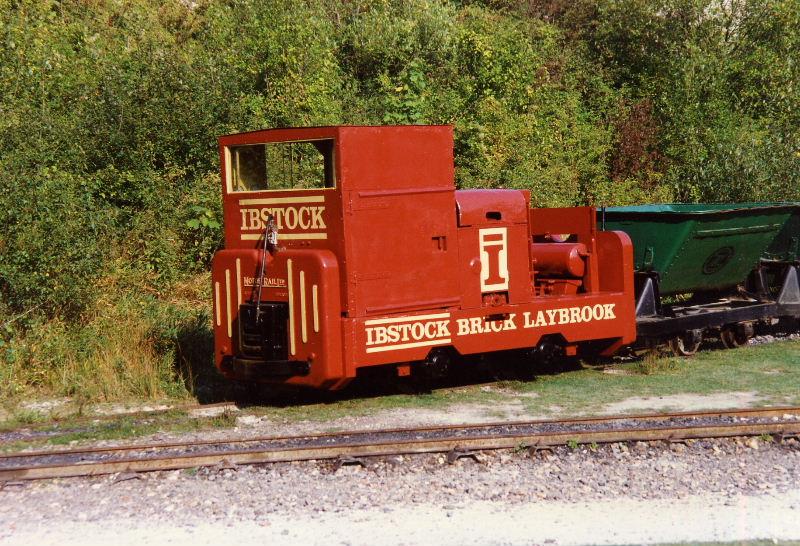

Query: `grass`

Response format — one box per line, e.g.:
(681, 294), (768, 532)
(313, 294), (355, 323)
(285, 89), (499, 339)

(2, 339), (799, 451)
(507, 340), (800, 415)
(0, 408), (248, 453)
(0, 271), (224, 405)
(199, 337), (800, 424)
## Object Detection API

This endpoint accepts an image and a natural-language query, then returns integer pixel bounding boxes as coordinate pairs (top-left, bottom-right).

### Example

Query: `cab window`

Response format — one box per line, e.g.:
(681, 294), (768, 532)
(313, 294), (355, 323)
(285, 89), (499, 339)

(227, 139), (335, 192)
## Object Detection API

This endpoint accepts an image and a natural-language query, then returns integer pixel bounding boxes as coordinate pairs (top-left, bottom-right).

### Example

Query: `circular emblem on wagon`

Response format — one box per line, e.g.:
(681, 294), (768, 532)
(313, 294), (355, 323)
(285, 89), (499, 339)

(702, 246), (735, 275)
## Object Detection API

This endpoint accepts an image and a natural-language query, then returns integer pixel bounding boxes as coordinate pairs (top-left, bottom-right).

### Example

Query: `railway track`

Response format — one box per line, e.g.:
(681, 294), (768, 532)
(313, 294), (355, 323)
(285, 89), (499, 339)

(2, 406), (799, 482)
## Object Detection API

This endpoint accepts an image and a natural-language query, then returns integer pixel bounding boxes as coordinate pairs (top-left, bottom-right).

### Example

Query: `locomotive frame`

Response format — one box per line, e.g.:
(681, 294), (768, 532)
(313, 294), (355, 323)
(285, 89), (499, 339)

(211, 125), (637, 389)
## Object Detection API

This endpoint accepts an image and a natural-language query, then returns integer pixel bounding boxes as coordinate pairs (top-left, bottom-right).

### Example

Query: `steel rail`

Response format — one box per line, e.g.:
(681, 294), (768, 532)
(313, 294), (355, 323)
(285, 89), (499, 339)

(2, 414), (799, 481)
(2, 405), (798, 461)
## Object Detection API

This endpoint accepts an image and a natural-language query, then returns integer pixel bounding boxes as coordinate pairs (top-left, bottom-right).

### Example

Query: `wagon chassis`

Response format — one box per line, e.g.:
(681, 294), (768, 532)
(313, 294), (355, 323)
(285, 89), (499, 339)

(633, 264), (800, 352)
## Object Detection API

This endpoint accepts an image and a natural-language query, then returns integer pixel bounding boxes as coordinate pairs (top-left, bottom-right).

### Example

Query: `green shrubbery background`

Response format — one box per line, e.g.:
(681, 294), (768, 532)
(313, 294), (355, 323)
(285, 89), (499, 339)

(1, 0), (799, 401)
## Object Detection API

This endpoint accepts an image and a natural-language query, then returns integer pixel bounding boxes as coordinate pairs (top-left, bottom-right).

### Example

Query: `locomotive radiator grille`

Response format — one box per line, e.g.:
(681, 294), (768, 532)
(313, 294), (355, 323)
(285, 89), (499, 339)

(238, 302), (290, 362)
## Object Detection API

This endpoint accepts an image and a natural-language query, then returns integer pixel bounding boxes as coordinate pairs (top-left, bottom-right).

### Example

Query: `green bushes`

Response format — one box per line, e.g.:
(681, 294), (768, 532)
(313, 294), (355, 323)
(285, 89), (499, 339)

(569, 0), (800, 202)
(1, 0), (799, 401)
(0, 167), (112, 318)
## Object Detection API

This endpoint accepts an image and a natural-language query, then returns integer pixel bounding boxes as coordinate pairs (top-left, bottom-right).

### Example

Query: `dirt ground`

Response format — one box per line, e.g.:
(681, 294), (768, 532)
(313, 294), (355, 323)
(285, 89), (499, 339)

(3, 436), (800, 546)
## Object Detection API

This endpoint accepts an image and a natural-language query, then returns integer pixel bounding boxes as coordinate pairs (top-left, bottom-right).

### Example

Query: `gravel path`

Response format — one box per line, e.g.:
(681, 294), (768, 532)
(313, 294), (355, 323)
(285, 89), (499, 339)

(2, 437), (799, 545)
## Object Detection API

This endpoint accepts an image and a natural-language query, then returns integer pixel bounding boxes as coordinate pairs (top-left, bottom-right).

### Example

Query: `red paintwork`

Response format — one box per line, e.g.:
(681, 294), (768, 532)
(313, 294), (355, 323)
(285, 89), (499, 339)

(211, 125), (637, 389)
(531, 243), (587, 278)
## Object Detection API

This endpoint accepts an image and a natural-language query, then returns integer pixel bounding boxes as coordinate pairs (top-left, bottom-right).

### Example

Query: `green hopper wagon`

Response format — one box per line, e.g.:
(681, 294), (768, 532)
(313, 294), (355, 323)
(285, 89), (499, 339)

(601, 203), (800, 356)
(602, 203), (794, 296)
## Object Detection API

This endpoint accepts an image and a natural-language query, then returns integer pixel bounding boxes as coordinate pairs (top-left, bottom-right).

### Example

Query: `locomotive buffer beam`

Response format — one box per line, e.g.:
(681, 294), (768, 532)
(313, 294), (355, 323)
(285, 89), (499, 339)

(228, 357), (310, 379)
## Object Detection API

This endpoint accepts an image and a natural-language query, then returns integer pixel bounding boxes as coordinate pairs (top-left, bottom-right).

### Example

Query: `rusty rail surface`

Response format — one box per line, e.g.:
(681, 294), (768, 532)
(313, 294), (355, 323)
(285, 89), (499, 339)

(2, 407), (799, 481)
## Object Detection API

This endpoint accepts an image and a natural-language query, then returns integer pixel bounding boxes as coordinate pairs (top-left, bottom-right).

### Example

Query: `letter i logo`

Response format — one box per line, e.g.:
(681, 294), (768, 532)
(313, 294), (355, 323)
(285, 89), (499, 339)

(479, 227), (509, 292)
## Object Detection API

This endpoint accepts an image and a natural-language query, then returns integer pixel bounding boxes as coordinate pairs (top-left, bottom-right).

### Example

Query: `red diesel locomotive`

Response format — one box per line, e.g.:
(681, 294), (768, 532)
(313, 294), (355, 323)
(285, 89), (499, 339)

(211, 125), (637, 389)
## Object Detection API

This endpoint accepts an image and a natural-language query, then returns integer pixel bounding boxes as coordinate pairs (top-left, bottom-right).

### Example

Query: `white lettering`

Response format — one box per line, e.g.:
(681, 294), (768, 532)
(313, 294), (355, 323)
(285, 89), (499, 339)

(374, 327), (388, 345)
(273, 208), (285, 229)
(523, 312), (534, 328)
(260, 208), (271, 229)
(479, 227), (509, 293)
(470, 317), (484, 334)
(364, 315), (452, 353)
(243, 276), (285, 288)
(239, 206), (327, 236)
(365, 303), (618, 353)
(311, 206), (326, 229)
(284, 207), (298, 230)
(518, 304), (620, 331)
(248, 209), (261, 230)
(299, 207), (311, 230)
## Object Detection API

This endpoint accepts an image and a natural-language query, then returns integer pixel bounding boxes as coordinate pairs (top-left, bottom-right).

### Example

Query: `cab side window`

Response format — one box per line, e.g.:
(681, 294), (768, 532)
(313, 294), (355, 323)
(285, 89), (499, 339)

(228, 140), (335, 192)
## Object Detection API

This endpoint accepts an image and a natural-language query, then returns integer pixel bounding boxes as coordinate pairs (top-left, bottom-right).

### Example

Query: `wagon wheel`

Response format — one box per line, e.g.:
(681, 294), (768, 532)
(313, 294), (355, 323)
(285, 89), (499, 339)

(667, 329), (703, 357)
(720, 323), (753, 349)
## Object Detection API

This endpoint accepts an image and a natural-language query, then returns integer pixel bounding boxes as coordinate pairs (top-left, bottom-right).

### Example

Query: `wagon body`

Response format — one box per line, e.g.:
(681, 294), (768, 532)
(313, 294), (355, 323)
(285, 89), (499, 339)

(763, 204), (800, 263)
(602, 204), (794, 296)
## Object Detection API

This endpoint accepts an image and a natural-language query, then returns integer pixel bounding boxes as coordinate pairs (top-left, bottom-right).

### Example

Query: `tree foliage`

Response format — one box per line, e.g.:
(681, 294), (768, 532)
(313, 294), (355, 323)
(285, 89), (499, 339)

(1, 0), (799, 322)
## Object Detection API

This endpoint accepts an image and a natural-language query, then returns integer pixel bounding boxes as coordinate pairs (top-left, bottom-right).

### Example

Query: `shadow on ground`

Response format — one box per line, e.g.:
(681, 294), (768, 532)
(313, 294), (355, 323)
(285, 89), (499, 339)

(172, 313), (236, 404)
(171, 327), (586, 408)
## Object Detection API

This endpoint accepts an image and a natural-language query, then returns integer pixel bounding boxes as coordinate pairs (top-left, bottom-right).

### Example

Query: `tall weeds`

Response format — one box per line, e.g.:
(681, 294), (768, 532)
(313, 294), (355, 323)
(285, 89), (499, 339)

(0, 273), (216, 404)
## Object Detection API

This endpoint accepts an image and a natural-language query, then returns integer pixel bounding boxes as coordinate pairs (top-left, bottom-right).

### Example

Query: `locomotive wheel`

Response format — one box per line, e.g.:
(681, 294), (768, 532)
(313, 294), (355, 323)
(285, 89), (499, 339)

(401, 349), (453, 393)
(421, 348), (452, 380)
(667, 329), (703, 357)
(720, 323), (753, 349)
(516, 340), (563, 379)
(536, 340), (562, 372)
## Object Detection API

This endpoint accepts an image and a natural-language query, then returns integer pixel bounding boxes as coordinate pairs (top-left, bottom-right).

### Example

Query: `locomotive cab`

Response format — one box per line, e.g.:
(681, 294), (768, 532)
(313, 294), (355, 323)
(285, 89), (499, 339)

(212, 126), (463, 388)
